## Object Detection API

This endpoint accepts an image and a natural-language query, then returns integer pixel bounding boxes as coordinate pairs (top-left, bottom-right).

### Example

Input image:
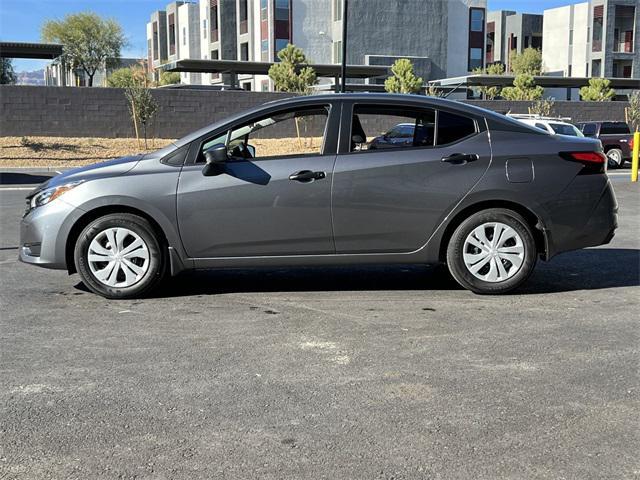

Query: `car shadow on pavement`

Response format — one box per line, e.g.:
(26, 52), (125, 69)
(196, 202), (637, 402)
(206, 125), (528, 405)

(0, 173), (53, 185)
(127, 247), (639, 298)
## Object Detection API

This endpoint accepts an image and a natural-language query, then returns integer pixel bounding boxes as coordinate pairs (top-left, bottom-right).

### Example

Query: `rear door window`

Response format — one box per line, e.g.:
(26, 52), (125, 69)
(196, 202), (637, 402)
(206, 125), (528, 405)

(581, 123), (597, 136)
(436, 111), (477, 145)
(349, 105), (436, 152)
(600, 122), (631, 135)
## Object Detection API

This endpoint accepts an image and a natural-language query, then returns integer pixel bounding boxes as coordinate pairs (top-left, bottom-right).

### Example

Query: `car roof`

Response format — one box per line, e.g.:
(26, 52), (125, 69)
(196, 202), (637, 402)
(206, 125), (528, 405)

(174, 93), (544, 147)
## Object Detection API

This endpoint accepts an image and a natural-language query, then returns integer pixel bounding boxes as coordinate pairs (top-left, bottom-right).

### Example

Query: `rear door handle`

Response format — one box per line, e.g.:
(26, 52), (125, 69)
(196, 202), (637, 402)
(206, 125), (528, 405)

(441, 153), (479, 164)
(289, 170), (326, 182)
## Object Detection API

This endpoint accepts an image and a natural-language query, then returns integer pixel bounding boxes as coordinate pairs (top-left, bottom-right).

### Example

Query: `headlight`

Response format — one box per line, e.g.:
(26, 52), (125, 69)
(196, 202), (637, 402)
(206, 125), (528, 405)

(29, 181), (84, 210)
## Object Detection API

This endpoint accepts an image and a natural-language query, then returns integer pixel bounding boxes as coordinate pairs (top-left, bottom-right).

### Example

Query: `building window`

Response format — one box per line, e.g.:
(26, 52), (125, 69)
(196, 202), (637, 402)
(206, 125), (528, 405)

(468, 8), (485, 71)
(260, 0), (269, 61)
(183, 27), (187, 46)
(275, 0), (289, 20)
(333, 40), (342, 63)
(210, 0), (219, 42)
(469, 48), (483, 70)
(203, 18), (207, 39)
(531, 35), (542, 49)
(569, 29), (573, 46)
(261, 79), (269, 91)
(568, 64), (572, 76)
(275, 39), (288, 56)
(211, 49), (219, 80)
(333, 0), (343, 21)
(168, 13), (176, 56)
(242, 81), (251, 91)
(592, 5), (603, 52)
(240, 42), (249, 61)
(274, 0), (291, 59)
(152, 21), (159, 60)
(470, 9), (484, 32)
(239, 0), (248, 34)
(261, 0), (268, 21)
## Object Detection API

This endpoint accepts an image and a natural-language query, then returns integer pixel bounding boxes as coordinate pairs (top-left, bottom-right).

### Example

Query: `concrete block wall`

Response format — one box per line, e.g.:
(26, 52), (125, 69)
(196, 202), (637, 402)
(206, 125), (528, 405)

(0, 86), (294, 139)
(0, 85), (632, 139)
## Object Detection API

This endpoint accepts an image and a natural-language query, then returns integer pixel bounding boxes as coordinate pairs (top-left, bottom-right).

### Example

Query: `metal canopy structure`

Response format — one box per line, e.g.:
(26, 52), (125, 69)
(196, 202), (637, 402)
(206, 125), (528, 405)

(0, 42), (63, 59)
(163, 59), (389, 79)
(429, 74), (640, 89)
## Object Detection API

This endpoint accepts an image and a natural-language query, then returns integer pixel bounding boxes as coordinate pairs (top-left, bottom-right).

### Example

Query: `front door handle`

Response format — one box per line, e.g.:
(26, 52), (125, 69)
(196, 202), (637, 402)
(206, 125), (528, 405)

(289, 170), (326, 182)
(441, 153), (479, 164)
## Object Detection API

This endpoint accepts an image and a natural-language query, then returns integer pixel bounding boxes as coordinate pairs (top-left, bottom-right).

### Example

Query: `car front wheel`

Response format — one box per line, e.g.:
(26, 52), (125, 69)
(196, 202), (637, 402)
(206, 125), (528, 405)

(74, 213), (166, 299)
(446, 209), (537, 294)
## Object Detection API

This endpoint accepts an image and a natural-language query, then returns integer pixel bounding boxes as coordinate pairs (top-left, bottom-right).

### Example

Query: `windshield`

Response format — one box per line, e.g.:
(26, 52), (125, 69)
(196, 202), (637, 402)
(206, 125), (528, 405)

(550, 123), (584, 137)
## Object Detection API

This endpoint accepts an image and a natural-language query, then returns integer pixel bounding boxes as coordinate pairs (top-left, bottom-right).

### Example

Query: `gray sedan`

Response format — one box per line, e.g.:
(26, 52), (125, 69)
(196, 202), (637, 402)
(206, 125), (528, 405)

(20, 94), (617, 298)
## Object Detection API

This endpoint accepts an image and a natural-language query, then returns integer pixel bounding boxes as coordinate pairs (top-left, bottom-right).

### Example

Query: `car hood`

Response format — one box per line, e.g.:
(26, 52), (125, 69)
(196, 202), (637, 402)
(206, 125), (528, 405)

(37, 154), (147, 192)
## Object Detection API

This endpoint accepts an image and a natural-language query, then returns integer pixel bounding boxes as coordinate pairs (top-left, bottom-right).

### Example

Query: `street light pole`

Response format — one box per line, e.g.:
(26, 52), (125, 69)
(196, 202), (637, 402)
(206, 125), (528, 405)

(340, 0), (348, 93)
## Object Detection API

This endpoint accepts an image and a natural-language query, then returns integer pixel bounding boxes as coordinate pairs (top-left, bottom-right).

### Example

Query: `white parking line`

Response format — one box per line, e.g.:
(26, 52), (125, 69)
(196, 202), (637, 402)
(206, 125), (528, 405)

(0, 187), (34, 191)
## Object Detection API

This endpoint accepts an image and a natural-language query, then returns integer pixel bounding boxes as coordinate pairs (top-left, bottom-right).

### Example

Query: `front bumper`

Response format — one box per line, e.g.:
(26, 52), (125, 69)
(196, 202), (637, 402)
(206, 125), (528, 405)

(19, 198), (83, 270)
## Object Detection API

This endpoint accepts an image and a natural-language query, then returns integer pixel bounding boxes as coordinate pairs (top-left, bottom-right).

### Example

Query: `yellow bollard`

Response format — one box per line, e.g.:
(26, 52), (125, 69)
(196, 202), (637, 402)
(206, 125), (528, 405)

(632, 131), (639, 183)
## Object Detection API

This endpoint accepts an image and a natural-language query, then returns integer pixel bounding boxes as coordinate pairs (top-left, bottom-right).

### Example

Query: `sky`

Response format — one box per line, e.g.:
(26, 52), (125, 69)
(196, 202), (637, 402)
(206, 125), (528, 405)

(2, 0), (582, 72)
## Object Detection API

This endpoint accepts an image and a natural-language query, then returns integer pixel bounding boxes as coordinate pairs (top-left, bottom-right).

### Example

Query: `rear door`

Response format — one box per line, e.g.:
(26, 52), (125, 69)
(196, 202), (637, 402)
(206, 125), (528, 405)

(331, 101), (492, 254)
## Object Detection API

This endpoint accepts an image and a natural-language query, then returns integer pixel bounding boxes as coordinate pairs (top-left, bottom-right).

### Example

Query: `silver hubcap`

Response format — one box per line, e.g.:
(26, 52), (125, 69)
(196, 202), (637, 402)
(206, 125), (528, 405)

(87, 228), (150, 288)
(463, 222), (525, 283)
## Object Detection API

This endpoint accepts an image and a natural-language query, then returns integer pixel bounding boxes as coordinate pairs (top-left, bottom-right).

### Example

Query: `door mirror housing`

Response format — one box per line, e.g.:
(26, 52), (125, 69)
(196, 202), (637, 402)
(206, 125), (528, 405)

(204, 144), (228, 164)
(202, 143), (228, 176)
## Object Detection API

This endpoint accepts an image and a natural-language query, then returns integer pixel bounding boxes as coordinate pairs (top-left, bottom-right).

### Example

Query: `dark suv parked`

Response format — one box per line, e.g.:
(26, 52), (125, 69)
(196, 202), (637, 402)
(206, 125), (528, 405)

(576, 121), (633, 168)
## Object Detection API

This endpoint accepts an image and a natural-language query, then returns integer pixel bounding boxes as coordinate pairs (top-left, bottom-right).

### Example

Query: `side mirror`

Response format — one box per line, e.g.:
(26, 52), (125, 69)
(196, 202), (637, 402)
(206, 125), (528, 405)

(202, 143), (227, 177)
(204, 144), (228, 164)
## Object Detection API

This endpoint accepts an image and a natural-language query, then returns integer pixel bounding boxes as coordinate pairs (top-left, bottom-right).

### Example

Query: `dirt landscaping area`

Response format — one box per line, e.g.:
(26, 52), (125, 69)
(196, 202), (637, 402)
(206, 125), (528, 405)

(0, 136), (324, 168)
(0, 137), (175, 168)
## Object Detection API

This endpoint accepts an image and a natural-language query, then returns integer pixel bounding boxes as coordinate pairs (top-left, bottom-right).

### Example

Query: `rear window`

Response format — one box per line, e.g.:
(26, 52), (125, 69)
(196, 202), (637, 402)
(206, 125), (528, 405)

(600, 122), (630, 135)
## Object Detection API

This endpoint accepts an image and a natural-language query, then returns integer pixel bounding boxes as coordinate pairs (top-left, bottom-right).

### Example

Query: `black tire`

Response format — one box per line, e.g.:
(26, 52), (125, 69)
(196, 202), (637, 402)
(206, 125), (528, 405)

(606, 148), (623, 169)
(446, 208), (537, 294)
(74, 213), (166, 299)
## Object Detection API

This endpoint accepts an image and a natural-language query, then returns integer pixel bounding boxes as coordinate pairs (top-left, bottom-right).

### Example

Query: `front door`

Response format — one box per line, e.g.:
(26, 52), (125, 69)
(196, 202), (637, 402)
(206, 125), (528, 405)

(331, 103), (492, 254)
(177, 104), (338, 258)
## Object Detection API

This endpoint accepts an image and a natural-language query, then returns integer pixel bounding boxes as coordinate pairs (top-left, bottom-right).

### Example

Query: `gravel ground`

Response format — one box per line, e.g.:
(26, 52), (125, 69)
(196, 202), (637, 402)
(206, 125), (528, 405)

(0, 136), (324, 168)
(0, 180), (638, 480)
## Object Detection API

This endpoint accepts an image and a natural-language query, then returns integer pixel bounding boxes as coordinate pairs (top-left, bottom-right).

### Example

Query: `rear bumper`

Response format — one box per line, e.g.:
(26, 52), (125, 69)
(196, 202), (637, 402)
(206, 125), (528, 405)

(545, 178), (618, 259)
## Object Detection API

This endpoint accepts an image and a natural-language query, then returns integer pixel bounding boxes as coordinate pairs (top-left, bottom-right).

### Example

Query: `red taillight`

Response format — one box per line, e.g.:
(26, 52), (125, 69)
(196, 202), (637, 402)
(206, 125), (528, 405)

(559, 151), (606, 174)
(630, 137), (634, 150)
(567, 152), (607, 164)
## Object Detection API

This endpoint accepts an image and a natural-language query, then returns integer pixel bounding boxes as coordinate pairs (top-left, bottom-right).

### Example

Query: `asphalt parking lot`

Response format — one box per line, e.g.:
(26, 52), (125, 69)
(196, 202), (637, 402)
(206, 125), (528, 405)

(1, 174), (638, 479)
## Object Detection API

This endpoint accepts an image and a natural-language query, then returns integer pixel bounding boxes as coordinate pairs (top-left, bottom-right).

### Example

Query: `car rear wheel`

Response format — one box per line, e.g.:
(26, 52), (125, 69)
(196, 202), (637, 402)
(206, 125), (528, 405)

(446, 209), (537, 294)
(606, 148), (623, 168)
(74, 213), (166, 299)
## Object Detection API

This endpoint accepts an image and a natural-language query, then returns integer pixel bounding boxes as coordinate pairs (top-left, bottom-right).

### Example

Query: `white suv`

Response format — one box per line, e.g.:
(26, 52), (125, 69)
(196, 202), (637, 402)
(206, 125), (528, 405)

(508, 115), (584, 138)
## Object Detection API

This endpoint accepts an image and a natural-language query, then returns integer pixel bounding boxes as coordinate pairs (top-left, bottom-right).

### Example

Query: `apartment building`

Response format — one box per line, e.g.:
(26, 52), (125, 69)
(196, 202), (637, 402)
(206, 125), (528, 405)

(145, 0), (487, 90)
(542, 0), (638, 79)
(147, 2), (202, 84)
(486, 10), (543, 69)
